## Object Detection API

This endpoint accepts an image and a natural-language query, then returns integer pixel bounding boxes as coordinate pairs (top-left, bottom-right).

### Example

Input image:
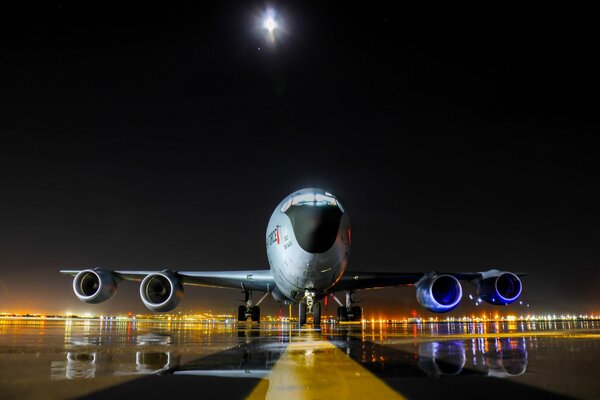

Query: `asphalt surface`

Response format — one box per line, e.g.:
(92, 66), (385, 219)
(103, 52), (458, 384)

(0, 319), (598, 399)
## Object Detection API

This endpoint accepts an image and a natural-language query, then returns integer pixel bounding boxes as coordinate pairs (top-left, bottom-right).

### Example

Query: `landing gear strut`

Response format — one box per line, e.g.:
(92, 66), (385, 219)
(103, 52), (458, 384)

(336, 291), (362, 322)
(237, 291), (268, 323)
(299, 302), (307, 325)
(313, 301), (321, 325)
(298, 290), (321, 326)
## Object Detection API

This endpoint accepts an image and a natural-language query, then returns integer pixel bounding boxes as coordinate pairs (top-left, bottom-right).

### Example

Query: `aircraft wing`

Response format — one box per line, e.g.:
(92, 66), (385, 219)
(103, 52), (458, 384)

(330, 270), (526, 292)
(60, 269), (275, 292)
(330, 271), (426, 292)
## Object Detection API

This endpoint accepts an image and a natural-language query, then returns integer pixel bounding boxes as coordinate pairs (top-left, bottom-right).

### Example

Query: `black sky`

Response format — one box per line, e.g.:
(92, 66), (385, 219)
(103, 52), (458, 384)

(0, 2), (599, 316)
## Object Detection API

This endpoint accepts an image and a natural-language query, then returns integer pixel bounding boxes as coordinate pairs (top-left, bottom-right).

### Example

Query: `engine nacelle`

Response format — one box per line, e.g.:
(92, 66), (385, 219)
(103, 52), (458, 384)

(478, 271), (522, 305)
(73, 269), (118, 304)
(139, 271), (184, 312)
(416, 274), (462, 313)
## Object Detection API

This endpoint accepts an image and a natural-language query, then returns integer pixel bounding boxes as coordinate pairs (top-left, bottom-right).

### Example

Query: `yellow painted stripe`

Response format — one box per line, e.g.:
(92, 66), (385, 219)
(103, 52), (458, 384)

(247, 333), (406, 400)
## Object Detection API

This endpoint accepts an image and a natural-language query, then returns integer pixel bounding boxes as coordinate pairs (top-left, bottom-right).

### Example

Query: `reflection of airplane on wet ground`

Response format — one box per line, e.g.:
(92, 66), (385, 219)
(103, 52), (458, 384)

(416, 338), (528, 378)
(51, 351), (180, 379)
(61, 188), (525, 324)
(52, 330), (528, 382)
(48, 320), (590, 400)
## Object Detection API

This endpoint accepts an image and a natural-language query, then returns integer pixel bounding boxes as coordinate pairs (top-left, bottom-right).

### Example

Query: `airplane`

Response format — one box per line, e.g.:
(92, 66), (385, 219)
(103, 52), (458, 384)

(61, 188), (524, 325)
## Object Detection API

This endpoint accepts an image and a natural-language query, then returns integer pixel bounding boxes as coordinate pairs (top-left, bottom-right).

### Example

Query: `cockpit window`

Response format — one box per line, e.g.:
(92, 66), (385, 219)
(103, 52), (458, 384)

(281, 192), (342, 212)
(281, 199), (293, 213)
(283, 193), (344, 253)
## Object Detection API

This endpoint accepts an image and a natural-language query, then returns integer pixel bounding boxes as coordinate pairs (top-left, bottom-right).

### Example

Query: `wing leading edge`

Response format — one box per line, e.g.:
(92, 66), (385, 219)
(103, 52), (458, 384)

(60, 269), (275, 292)
(330, 270), (526, 292)
(60, 268), (525, 294)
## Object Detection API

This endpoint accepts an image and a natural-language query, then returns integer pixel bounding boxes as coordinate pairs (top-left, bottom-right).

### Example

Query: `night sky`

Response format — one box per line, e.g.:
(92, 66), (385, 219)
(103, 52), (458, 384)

(1, 2), (598, 316)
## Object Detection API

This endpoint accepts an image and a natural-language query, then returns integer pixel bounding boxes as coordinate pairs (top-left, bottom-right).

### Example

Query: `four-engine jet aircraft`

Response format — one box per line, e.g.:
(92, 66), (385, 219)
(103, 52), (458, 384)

(61, 188), (524, 324)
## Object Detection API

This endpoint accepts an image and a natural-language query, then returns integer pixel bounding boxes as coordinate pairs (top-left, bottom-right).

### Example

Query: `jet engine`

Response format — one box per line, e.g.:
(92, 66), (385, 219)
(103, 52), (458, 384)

(478, 271), (522, 305)
(139, 271), (184, 312)
(416, 274), (462, 313)
(72, 269), (118, 304)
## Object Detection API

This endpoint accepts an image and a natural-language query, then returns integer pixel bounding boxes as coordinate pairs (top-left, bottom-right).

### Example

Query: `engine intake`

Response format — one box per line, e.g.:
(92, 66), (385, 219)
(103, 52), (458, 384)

(478, 272), (522, 305)
(140, 271), (184, 312)
(73, 269), (118, 304)
(416, 274), (462, 313)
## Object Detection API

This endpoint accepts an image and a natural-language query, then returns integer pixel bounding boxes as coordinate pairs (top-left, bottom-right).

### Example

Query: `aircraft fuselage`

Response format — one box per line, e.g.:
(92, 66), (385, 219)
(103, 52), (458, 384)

(265, 188), (351, 302)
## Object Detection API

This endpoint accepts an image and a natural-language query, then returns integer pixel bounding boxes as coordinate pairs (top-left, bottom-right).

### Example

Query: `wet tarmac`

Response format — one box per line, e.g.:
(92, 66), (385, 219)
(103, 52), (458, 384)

(1, 318), (599, 399)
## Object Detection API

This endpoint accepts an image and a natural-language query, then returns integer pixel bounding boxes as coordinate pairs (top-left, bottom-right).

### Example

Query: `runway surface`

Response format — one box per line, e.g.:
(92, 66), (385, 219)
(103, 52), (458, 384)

(0, 318), (599, 399)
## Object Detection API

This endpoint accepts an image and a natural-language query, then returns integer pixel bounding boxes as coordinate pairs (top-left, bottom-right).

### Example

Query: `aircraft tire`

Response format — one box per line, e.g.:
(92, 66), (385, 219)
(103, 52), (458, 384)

(350, 306), (362, 322)
(337, 306), (348, 322)
(251, 306), (261, 322)
(313, 301), (321, 325)
(238, 305), (247, 321)
(299, 302), (307, 325)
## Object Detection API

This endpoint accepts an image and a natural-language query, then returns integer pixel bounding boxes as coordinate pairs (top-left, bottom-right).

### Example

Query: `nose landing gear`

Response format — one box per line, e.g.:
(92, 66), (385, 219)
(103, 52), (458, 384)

(298, 290), (321, 326)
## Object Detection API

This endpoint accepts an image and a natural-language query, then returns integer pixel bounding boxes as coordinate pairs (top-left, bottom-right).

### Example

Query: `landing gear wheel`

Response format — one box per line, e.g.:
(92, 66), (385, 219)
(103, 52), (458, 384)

(251, 306), (261, 323)
(299, 302), (307, 325)
(337, 306), (348, 322)
(238, 305), (247, 322)
(313, 301), (321, 325)
(350, 306), (362, 322)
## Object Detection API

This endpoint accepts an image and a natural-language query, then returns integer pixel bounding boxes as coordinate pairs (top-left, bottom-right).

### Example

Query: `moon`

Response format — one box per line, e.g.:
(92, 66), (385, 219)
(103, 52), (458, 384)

(263, 16), (277, 33)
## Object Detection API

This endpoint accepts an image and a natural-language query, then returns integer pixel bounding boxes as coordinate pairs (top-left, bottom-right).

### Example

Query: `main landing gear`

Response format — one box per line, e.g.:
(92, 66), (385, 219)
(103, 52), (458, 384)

(237, 291), (269, 323)
(336, 291), (362, 322)
(299, 290), (321, 326)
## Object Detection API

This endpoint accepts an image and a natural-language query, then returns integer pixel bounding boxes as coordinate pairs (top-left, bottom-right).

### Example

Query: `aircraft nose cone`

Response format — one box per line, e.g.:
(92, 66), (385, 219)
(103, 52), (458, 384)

(285, 204), (343, 253)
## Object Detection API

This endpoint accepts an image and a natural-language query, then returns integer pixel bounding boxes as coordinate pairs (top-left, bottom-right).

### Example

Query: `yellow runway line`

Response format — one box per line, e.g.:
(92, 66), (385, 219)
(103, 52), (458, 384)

(247, 333), (406, 400)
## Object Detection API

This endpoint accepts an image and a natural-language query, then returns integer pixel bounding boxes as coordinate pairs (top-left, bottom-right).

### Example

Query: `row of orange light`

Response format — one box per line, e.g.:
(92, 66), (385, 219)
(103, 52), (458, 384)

(1, 312), (599, 322)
